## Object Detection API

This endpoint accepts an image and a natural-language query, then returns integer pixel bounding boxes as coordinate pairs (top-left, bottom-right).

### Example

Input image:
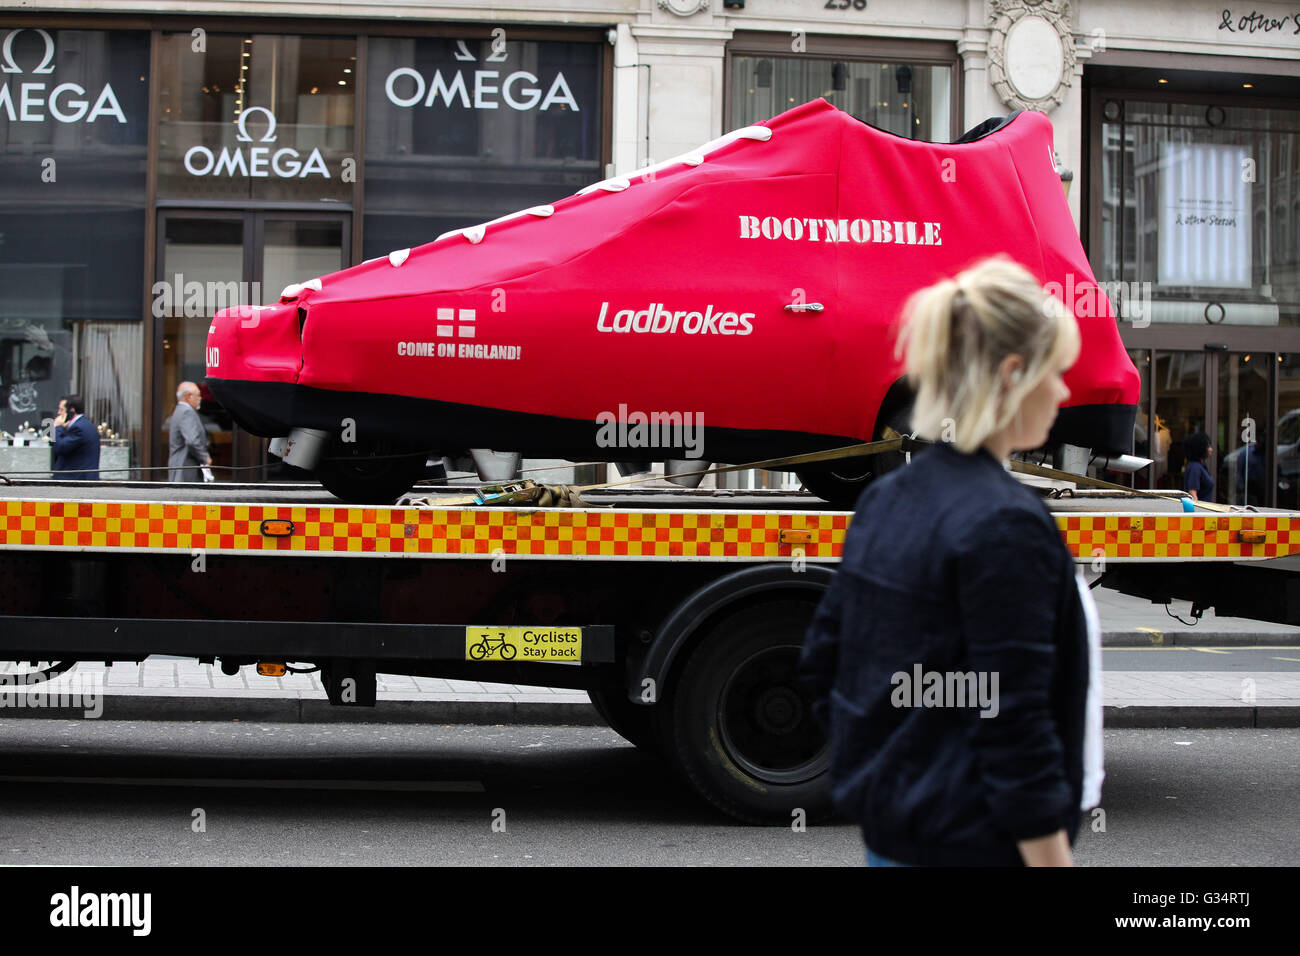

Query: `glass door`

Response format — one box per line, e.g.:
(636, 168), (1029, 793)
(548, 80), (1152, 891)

(1152, 351), (1207, 494)
(157, 213), (247, 479)
(1280, 355), (1300, 512)
(155, 210), (348, 480)
(1214, 352), (1274, 507)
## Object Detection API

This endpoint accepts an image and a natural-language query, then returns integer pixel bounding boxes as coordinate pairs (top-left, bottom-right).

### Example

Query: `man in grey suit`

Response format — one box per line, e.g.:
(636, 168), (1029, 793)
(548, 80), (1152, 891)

(168, 382), (211, 482)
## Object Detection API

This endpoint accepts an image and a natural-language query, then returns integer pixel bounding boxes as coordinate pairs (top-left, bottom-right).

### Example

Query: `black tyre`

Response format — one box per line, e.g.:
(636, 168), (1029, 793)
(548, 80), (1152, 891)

(314, 437), (428, 504)
(659, 600), (830, 823)
(797, 400), (913, 508)
(587, 686), (663, 754)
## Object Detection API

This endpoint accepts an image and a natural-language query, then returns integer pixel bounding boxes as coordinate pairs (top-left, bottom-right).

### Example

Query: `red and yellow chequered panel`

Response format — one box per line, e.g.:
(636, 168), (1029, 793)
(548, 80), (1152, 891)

(1, 500), (1297, 562)
(0, 500), (848, 560)
(1057, 514), (1296, 561)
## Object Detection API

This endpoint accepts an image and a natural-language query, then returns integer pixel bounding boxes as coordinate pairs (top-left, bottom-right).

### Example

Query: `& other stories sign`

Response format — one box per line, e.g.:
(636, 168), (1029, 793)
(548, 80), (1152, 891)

(1217, 8), (1300, 36)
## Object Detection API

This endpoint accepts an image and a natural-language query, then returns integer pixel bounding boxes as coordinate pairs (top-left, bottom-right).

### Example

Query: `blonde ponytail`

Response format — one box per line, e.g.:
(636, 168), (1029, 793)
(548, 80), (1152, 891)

(895, 257), (1080, 453)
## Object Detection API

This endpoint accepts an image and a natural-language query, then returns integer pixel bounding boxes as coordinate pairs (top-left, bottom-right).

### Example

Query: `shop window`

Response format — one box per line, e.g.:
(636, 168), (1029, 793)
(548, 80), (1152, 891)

(0, 27), (148, 466)
(1153, 351), (1207, 494)
(157, 33), (356, 203)
(1099, 98), (1300, 327)
(362, 36), (603, 259)
(730, 56), (951, 142)
(1216, 353), (1272, 507)
(1279, 354), (1300, 512)
(1127, 348), (1158, 488)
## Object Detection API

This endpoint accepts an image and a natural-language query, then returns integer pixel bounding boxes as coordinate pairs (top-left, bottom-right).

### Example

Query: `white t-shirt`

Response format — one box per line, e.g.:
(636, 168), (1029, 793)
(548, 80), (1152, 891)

(1075, 571), (1105, 810)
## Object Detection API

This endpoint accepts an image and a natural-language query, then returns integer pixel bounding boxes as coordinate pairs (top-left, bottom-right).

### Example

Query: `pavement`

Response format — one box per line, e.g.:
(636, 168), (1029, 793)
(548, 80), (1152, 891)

(2, 589), (1298, 729)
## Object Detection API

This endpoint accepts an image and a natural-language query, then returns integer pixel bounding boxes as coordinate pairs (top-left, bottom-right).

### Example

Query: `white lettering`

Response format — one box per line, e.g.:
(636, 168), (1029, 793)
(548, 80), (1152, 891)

(184, 145), (214, 176)
(384, 68), (578, 112)
(502, 71), (541, 110)
(213, 148), (249, 178)
(473, 71), (499, 109)
(272, 147), (300, 177)
(19, 81), (43, 122)
(248, 146), (270, 178)
(86, 83), (127, 123)
(385, 67), (424, 107)
(299, 148), (330, 178)
(595, 301), (755, 336)
(426, 70), (471, 108)
(738, 214), (943, 248)
(48, 82), (87, 123)
(539, 72), (579, 111)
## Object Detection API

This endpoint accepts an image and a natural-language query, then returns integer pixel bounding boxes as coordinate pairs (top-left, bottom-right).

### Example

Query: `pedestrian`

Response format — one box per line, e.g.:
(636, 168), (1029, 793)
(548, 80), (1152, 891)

(799, 256), (1103, 867)
(1234, 441), (1264, 506)
(51, 394), (100, 480)
(168, 382), (211, 482)
(1182, 431), (1214, 503)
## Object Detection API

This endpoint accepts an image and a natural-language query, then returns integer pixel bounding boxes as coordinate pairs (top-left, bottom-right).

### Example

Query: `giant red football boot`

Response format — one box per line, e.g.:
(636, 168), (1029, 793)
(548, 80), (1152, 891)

(206, 97), (1140, 503)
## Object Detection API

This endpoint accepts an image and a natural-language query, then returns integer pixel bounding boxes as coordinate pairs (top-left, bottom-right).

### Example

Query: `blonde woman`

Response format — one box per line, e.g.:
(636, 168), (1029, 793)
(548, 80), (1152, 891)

(799, 256), (1104, 867)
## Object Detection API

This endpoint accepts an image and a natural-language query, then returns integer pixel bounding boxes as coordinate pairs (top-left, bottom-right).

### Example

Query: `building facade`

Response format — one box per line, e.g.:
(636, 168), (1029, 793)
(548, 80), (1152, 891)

(0, 0), (1297, 503)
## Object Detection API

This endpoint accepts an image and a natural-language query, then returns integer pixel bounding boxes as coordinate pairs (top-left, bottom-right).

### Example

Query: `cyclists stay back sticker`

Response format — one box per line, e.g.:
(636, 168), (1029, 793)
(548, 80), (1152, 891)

(465, 626), (582, 662)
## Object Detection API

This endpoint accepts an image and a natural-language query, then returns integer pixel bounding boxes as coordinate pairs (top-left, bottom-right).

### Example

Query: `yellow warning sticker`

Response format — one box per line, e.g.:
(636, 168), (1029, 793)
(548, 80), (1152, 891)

(464, 626), (583, 662)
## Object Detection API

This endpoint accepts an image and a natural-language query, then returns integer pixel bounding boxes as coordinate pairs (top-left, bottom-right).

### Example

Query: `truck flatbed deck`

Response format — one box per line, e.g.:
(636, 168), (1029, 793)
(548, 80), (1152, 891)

(2, 478), (1297, 822)
(1, 480), (1295, 564)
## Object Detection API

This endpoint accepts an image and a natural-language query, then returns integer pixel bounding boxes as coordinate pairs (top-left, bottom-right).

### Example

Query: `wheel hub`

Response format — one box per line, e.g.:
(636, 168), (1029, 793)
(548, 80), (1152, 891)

(754, 686), (803, 735)
(718, 645), (827, 784)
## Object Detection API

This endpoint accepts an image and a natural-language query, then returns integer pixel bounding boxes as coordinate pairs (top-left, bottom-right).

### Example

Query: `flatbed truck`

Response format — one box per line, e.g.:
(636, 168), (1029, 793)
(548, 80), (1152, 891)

(1, 477), (1298, 822)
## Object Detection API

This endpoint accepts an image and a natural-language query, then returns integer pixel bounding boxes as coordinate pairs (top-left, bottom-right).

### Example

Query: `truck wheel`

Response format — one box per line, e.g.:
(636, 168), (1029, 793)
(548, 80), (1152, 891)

(661, 600), (830, 823)
(314, 438), (428, 504)
(798, 401), (913, 508)
(587, 687), (662, 754)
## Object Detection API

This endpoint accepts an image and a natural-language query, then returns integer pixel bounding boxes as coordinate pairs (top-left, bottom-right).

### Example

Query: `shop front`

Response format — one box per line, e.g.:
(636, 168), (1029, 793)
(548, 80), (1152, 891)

(11, 0), (1297, 501)
(0, 14), (609, 480)
(1082, 2), (1300, 507)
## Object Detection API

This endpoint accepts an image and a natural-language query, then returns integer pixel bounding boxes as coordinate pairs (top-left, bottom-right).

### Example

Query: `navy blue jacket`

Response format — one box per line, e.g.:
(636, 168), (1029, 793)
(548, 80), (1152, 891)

(52, 415), (101, 480)
(1183, 460), (1214, 503)
(799, 442), (1088, 866)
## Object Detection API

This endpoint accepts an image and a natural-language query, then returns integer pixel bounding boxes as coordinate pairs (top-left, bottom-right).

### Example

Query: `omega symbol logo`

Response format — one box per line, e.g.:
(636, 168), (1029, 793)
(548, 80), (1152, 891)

(1, 28), (56, 74)
(235, 105), (277, 143)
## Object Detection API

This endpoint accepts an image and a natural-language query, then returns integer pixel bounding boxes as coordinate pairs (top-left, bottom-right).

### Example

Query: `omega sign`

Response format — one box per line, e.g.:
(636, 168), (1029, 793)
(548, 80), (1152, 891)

(384, 40), (579, 112)
(184, 106), (330, 179)
(0, 28), (128, 123)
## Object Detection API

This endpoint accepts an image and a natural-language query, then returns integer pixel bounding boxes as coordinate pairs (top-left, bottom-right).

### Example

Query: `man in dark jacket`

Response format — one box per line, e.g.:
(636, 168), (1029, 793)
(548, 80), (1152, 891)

(51, 395), (100, 480)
